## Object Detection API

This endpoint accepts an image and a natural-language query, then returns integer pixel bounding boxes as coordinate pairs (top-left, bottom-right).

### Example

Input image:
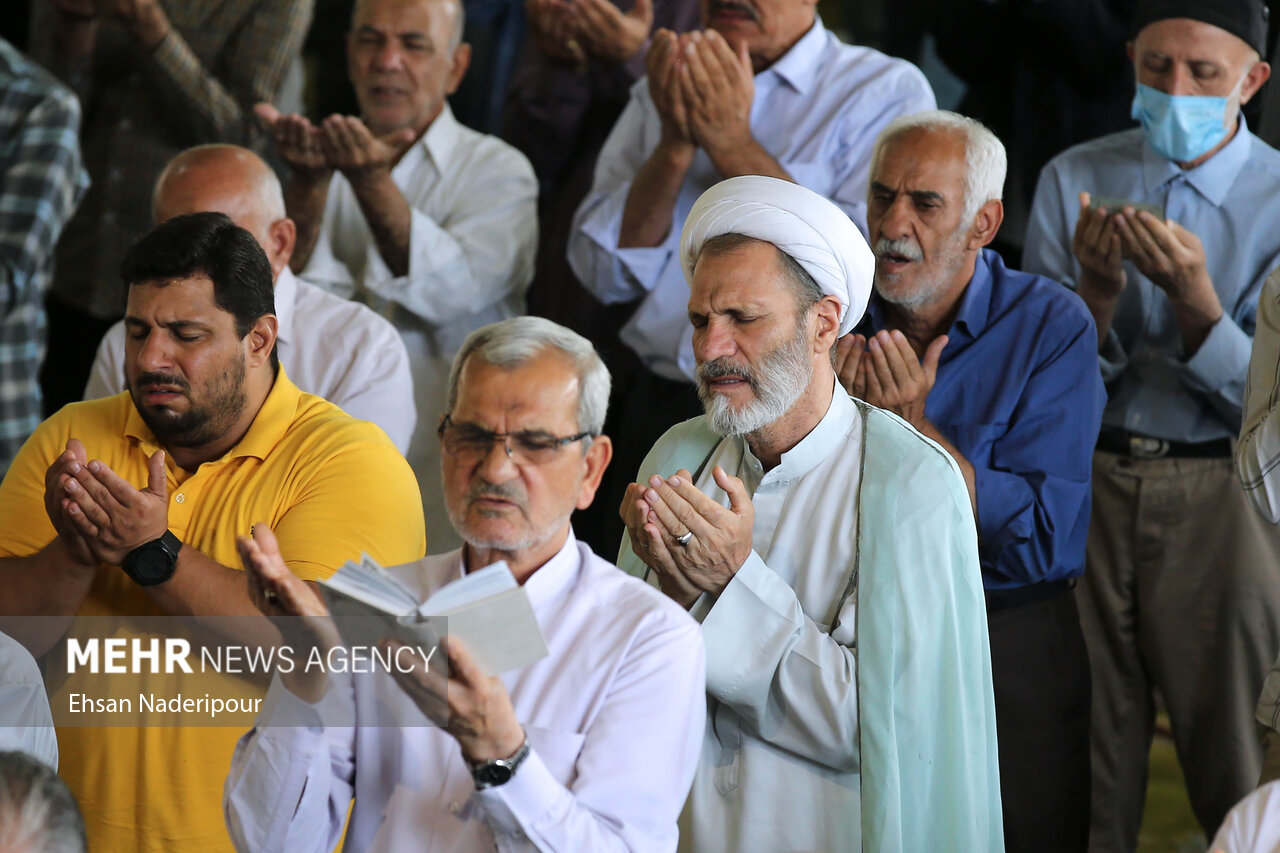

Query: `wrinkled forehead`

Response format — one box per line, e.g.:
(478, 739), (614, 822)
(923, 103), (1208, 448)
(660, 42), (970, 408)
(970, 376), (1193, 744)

(453, 353), (581, 428)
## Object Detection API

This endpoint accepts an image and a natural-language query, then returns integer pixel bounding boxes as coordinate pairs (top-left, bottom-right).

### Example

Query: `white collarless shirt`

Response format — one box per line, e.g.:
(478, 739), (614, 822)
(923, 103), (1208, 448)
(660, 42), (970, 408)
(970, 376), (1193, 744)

(225, 532), (706, 852)
(678, 387), (867, 853)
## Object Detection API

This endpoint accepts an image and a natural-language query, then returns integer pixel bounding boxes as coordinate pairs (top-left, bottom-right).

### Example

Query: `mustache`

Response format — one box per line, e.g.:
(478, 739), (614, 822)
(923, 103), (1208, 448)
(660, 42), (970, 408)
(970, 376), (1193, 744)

(469, 480), (526, 504)
(709, 0), (759, 20)
(873, 237), (924, 262)
(697, 357), (759, 390)
(134, 372), (190, 391)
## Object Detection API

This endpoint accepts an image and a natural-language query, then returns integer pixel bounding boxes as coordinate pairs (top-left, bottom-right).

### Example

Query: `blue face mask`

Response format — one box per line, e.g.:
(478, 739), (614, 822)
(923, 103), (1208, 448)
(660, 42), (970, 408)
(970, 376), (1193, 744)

(1130, 74), (1246, 164)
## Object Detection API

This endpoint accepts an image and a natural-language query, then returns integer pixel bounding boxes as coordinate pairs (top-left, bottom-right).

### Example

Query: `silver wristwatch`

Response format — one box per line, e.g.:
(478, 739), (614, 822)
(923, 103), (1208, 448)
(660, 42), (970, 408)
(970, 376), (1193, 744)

(469, 733), (531, 790)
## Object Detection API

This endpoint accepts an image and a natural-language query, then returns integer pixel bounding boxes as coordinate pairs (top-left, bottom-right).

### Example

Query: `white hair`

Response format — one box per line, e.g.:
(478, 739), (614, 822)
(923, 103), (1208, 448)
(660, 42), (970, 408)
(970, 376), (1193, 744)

(0, 751), (87, 853)
(870, 110), (1007, 222)
(446, 317), (611, 438)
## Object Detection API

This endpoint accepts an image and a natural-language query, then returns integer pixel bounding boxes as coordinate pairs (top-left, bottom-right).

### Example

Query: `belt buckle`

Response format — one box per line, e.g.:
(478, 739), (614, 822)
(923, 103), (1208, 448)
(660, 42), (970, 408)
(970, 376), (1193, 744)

(1129, 435), (1169, 459)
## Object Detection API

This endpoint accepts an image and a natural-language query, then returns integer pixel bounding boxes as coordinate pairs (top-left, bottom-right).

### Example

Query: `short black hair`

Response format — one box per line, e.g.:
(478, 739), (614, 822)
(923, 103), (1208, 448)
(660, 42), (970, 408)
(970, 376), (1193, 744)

(119, 212), (277, 366)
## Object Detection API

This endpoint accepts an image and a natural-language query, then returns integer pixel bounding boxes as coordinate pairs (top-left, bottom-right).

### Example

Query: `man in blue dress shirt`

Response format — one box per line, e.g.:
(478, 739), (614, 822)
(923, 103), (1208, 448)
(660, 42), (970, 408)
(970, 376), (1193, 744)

(840, 110), (1105, 853)
(1023, 0), (1280, 847)
(566, 0), (935, 555)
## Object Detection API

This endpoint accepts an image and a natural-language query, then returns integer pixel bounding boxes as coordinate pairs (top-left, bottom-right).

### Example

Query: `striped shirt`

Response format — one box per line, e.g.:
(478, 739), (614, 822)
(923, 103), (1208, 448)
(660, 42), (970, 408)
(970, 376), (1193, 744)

(27, 0), (313, 320)
(0, 37), (88, 475)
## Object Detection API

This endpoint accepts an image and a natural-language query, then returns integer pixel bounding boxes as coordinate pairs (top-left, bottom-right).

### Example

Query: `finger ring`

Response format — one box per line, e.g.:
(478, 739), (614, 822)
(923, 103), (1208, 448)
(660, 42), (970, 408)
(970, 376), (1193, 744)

(675, 530), (693, 547)
(264, 590), (279, 604)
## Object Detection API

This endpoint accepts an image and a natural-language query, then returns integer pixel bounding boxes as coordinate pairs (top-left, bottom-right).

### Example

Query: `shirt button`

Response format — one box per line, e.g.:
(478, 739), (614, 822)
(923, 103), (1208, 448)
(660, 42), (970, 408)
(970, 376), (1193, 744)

(175, 494), (185, 504)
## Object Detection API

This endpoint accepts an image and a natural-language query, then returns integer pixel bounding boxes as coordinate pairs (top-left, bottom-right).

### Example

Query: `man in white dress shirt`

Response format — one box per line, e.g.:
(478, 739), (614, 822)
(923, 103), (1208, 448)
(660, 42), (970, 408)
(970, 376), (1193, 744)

(618, 176), (1002, 852)
(224, 316), (705, 852)
(83, 144), (416, 452)
(256, 0), (538, 554)
(565, 0), (935, 555)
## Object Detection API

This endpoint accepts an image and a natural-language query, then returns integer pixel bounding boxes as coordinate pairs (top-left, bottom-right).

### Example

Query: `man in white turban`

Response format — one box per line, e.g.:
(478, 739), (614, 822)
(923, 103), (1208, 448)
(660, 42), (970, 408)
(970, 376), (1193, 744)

(617, 175), (1004, 853)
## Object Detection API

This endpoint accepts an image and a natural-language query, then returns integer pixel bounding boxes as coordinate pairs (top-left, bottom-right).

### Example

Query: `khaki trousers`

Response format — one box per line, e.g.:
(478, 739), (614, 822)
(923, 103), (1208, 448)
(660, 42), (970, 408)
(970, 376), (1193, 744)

(1080, 451), (1280, 851)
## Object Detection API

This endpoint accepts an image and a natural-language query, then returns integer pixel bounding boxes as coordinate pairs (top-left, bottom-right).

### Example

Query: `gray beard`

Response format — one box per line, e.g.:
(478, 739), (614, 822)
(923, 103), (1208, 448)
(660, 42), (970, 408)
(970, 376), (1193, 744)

(698, 322), (814, 438)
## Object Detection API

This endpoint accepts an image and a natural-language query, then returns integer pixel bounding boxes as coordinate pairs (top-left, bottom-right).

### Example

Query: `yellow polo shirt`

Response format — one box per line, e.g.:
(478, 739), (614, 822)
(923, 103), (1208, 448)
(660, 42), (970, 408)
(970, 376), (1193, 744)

(0, 369), (426, 852)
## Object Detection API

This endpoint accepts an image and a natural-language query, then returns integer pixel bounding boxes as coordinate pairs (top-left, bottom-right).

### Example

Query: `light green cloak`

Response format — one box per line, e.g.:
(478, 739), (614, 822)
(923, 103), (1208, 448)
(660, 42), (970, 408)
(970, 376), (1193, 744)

(616, 398), (1004, 852)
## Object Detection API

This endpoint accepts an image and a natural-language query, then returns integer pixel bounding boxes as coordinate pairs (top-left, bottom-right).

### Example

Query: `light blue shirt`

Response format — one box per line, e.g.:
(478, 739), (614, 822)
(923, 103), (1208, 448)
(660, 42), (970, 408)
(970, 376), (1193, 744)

(568, 19), (935, 381)
(1024, 121), (1280, 442)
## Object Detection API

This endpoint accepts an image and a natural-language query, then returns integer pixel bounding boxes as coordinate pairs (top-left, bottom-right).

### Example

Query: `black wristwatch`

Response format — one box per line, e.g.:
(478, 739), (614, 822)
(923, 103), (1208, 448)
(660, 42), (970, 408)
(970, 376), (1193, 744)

(121, 530), (182, 587)
(468, 733), (531, 790)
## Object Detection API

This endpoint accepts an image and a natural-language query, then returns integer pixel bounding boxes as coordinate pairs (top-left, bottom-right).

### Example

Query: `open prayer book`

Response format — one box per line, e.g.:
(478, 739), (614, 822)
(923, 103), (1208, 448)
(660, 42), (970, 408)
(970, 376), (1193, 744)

(319, 556), (548, 675)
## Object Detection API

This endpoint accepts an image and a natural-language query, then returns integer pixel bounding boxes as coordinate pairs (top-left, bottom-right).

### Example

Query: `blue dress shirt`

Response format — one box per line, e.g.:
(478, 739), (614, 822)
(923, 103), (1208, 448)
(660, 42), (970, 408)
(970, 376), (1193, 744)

(569, 18), (935, 381)
(1024, 121), (1280, 442)
(859, 250), (1106, 590)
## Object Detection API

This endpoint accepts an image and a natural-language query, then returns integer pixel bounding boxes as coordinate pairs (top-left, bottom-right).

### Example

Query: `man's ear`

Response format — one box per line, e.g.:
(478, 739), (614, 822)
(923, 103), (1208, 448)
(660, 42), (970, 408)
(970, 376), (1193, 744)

(576, 435), (614, 511)
(813, 295), (843, 354)
(966, 199), (1004, 250)
(267, 219), (297, 278)
(446, 43), (472, 96)
(245, 314), (279, 368)
(1242, 59), (1272, 104)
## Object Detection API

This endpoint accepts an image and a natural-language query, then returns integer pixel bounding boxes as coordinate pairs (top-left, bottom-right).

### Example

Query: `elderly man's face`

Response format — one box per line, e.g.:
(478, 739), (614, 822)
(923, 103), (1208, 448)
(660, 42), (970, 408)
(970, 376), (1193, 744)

(689, 240), (816, 436)
(701, 0), (816, 66)
(124, 275), (252, 448)
(867, 129), (973, 310)
(1132, 18), (1258, 99)
(347, 0), (468, 138)
(442, 351), (604, 552)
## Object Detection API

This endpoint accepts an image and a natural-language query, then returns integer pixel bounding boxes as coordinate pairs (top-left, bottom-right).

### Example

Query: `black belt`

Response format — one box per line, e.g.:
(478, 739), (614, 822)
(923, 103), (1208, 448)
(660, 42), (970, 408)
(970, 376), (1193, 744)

(1096, 428), (1231, 460)
(985, 578), (1074, 613)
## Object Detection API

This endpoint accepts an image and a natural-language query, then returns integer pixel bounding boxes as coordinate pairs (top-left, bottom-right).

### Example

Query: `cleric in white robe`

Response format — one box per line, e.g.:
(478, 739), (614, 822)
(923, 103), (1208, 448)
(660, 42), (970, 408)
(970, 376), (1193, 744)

(618, 176), (1004, 852)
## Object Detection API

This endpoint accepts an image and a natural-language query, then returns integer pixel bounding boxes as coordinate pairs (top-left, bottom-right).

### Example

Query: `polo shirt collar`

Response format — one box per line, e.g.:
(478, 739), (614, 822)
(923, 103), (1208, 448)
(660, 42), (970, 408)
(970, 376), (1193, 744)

(124, 367), (304, 463)
(761, 17), (826, 95)
(271, 267), (300, 347)
(1141, 113), (1252, 207)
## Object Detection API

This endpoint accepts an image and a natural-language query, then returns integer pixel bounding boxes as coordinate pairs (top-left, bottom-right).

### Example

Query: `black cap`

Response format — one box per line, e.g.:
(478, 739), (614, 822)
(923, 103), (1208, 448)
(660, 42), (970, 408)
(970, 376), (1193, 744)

(1132, 0), (1270, 55)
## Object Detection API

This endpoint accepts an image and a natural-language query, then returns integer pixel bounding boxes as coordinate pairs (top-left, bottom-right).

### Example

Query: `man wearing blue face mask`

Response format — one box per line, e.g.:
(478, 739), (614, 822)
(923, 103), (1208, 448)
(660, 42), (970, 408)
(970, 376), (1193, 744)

(1024, 1), (1280, 849)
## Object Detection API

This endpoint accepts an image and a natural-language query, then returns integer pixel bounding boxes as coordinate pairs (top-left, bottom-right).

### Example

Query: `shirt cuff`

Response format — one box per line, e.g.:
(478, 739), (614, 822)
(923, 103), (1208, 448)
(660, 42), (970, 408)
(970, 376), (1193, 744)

(1180, 313), (1252, 395)
(701, 551), (793, 699)
(474, 748), (568, 840)
(578, 189), (675, 299)
(254, 674), (329, 733)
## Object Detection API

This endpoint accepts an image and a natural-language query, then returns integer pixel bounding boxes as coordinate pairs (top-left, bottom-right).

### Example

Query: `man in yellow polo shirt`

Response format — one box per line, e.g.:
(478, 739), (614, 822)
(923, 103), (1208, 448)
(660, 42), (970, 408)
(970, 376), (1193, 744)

(0, 211), (425, 852)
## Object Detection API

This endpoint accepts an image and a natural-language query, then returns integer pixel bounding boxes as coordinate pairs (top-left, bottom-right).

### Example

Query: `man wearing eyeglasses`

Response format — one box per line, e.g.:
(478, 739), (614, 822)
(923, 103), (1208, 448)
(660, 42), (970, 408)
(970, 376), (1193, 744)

(225, 316), (707, 852)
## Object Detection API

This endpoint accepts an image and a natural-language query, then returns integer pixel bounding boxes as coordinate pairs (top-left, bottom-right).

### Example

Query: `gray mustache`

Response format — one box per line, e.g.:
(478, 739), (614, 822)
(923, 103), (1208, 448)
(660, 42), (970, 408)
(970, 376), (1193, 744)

(873, 237), (923, 262)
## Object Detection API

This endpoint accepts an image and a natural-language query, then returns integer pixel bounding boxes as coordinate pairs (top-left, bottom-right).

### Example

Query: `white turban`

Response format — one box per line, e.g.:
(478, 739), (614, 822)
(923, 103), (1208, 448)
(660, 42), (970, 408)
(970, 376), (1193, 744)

(680, 176), (874, 336)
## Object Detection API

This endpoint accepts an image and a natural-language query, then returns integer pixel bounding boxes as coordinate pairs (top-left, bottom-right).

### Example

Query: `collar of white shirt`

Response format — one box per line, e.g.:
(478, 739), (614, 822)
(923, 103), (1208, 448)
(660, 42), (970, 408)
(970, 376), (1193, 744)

(761, 17), (828, 95)
(451, 529), (583, 609)
(271, 266), (301, 347)
(401, 102), (464, 177)
(742, 380), (856, 485)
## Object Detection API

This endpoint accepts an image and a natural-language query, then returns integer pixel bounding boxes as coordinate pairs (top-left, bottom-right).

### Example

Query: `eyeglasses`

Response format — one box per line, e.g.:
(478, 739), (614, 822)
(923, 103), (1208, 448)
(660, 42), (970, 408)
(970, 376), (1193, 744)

(437, 416), (593, 465)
